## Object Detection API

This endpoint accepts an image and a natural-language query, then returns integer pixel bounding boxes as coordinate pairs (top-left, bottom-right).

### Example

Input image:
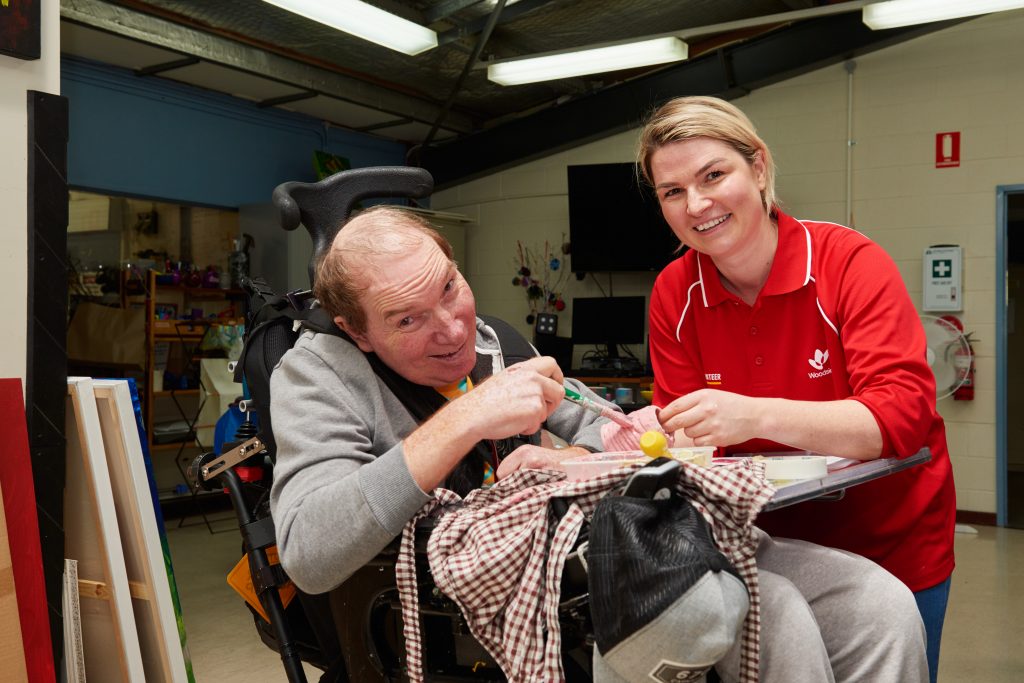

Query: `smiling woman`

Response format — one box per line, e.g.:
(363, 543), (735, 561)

(634, 95), (957, 683)
(647, 137), (775, 303)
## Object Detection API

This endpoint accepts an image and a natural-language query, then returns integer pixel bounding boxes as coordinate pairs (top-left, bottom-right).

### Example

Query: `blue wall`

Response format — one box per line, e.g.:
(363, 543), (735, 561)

(62, 57), (408, 208)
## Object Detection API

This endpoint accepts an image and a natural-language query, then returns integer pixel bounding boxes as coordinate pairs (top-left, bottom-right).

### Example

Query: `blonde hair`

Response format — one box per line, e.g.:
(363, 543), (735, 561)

(314, 205), (453, 334)
(637, 96), (778, 213)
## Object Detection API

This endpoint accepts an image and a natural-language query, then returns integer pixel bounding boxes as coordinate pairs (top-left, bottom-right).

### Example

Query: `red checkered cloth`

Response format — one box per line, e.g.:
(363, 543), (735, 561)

(397, 460), (774, 683)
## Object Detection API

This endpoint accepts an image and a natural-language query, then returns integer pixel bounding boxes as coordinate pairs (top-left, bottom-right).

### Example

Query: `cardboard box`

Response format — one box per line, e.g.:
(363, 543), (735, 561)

(196, 359), (241, 451)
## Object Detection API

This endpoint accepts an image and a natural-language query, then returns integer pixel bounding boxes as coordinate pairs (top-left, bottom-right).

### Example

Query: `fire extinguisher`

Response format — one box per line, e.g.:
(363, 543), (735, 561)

(940, 315), (975, 401)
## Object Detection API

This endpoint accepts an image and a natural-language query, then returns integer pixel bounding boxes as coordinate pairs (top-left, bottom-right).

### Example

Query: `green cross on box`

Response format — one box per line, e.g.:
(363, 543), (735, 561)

(932, 259), (953, 279)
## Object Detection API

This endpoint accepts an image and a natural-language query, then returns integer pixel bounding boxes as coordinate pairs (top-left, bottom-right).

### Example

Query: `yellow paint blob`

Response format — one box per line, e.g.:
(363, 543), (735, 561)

(639, 430), (669, 458)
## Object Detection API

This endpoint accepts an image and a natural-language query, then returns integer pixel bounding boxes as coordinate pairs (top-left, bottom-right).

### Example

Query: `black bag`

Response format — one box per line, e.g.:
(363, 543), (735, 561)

(588, 489), (749, 683)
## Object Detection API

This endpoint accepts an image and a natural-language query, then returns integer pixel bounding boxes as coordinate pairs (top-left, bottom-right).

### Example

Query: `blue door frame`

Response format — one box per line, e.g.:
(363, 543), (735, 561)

(996, 184), (1024, 526)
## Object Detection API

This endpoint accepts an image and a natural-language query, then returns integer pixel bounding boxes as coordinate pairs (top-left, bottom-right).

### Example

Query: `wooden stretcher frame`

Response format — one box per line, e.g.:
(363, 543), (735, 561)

(62, 559), (86, 683)
(66, 377), (146, 682)
(93, 379), (190, 683)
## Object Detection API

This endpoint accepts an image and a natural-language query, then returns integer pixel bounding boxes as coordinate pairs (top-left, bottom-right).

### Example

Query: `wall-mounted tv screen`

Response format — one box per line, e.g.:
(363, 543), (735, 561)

(567, 162), (681, 273)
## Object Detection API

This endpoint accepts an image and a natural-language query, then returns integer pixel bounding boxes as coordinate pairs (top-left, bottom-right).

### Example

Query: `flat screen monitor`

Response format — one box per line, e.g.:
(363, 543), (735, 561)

(567, 162), (680, 273)
(571, 296), (646, 358)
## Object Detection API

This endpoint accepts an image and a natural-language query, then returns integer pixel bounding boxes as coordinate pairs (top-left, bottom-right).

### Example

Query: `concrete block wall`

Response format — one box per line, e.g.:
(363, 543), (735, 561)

(433, 9), (1024, 514)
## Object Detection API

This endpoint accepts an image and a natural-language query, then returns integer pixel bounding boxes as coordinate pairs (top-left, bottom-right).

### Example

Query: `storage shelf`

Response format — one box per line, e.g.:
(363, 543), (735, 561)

(154, 333), (207, 342)
(143, 270), (244, 475)
(151, 285), (245, 298)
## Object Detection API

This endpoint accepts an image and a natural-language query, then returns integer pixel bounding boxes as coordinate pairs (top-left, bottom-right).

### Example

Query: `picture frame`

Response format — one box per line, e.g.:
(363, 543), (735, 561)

(154, 303), (178, 321)
(0, 0), (40, 61)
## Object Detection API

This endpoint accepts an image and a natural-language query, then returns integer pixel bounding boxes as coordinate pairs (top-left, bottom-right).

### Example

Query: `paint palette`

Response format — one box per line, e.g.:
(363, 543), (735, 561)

(562, 446), (713, 481)
(562, 451), (647, 481)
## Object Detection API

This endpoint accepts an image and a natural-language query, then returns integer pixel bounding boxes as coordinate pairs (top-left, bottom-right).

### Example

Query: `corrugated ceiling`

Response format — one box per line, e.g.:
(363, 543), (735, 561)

(59, 0), (955, 184)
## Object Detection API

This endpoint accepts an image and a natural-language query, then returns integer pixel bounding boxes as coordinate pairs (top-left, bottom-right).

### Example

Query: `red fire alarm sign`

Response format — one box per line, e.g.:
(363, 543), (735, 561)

(935, 131), (960, 168)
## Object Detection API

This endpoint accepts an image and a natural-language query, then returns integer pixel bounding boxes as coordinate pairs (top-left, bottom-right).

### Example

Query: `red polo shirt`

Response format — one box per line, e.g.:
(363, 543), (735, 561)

(650, 210), (955, 592)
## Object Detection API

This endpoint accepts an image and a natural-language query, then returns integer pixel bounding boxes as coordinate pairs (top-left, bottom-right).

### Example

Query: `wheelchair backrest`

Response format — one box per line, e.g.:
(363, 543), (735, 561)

(235, 167), (434, 461)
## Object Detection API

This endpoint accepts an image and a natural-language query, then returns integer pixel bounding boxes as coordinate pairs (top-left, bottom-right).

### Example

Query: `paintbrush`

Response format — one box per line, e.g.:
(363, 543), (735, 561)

(563, 386), (637, 430)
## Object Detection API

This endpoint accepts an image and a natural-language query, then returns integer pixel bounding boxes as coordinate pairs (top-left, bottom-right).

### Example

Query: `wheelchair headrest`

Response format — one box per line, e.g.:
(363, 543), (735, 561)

(272, 166), (434, 286)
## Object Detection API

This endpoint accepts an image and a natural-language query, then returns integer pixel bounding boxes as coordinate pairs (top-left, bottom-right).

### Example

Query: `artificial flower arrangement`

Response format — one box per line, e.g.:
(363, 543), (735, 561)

(511, 240), (568, 325)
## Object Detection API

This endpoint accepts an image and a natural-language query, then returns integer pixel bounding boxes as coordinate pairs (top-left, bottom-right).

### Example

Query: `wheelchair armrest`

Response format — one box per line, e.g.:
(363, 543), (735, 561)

(621, 457), (681, 499)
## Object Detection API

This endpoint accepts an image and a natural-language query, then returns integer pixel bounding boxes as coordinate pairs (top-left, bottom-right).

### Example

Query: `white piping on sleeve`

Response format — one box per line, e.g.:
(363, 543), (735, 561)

(676, 280), (703, 342)
(696, 256), (709, 307)
(802, 222), (812, 286)
(815, 292), (839, 337)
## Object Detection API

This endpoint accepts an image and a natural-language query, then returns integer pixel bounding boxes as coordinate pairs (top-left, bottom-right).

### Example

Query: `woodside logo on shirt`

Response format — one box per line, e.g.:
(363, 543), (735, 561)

(807, 349), (832, 379)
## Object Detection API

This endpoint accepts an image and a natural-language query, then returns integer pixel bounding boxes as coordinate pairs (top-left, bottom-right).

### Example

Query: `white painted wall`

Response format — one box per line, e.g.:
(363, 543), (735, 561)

(0, 5), (61, 382)
(434, 10), (1024, 514)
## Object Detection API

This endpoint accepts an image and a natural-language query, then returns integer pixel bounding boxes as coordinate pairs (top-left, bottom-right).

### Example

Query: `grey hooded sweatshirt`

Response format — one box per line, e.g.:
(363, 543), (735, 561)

(269, 318), (610, 593)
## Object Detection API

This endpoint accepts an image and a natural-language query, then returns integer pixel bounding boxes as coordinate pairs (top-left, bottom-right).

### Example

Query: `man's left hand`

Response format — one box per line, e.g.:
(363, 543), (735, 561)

(495, 445), (590, 480)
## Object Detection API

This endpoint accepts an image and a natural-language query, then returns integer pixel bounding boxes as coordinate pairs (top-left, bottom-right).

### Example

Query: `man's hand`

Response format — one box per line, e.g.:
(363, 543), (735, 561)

(495, 444), (590, 480)
(454, 356), (566, 441)
(403, 356), (566, 492)
(658, 389), (763, 448)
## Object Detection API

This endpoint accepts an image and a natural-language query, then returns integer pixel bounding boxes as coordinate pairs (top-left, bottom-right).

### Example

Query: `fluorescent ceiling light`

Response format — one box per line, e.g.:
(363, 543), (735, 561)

(863, 0), (1024, 29)
(487, 37), (688, 86)
(262, 0), (437, 56)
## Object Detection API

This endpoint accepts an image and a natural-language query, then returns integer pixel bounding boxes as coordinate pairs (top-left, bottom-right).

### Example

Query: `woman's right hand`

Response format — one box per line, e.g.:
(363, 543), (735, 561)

(659, 388), (764, 448)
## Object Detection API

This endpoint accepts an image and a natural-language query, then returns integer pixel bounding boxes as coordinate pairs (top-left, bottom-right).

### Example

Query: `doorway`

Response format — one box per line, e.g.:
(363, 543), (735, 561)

(998, 185), (1024, 528)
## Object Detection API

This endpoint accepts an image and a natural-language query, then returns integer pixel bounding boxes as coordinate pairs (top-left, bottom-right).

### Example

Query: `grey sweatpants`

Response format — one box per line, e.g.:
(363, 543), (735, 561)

(715, 529), (928, 683)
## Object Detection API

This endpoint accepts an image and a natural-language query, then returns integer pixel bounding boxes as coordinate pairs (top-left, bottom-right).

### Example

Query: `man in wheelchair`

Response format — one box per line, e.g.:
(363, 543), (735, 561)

(270, 205), (928, 682)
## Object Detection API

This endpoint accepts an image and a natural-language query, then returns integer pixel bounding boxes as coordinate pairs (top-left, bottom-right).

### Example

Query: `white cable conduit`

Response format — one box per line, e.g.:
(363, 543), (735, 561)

(845, 59), (857, 227)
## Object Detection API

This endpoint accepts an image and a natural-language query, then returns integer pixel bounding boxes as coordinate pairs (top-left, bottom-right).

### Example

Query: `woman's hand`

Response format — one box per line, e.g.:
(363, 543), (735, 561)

(495, 444), (589, 480)
(659, 390), (884, 459)
(600, 405), (668, 451)
(658, 389), (763, 447)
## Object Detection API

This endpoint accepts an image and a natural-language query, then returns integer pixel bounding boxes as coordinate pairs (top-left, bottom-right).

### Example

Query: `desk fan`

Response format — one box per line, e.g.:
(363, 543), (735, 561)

(921, 314), (973, 400)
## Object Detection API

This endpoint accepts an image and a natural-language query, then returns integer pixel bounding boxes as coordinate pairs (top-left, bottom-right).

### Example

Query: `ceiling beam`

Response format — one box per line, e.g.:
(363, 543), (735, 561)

(425, 0), (487, 24)
(134, 56), (199, 77)
(438, 0), (556, 47)
(420, 12), (960, 188)
(60, 0), (476, 134)
(257, 91), (318, 108)
(358, 117), (414, 132)
(423, 0), (508, 147)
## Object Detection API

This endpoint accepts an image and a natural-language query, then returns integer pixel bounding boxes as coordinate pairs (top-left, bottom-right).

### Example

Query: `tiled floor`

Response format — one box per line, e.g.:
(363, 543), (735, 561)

(165, 518), (1024, 682)
(164, 512), (321, 682)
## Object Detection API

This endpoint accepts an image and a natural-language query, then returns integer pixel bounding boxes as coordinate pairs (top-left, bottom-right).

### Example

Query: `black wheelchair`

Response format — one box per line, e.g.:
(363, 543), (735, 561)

(189, 166), (627, 683)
